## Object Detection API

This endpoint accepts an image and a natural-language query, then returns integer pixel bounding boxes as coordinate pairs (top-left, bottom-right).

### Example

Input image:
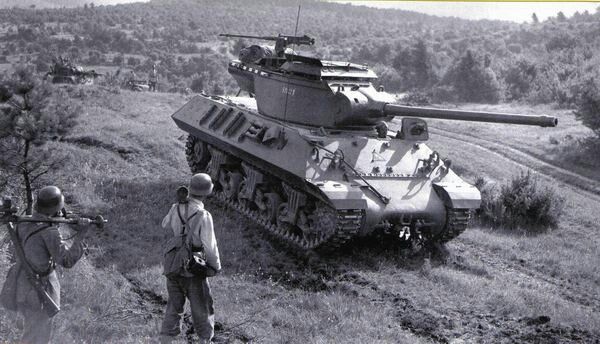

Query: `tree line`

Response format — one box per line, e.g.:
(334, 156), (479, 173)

(0, 0), (599, 135)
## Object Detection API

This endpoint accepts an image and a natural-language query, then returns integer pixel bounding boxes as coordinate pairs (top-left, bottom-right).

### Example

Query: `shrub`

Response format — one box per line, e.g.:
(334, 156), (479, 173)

(504, 58), (536, 101)
(573, 77), (600, 138)
(476, 171), (564, 232)
(507, 44), (522, 54)
(545, 32), (577, 52)
(127, 56), (140, 66)
(431, 85), (457, 103)
(402, 91), (431, 105)
(112, 54), (124, 66)
(190, 74), (205, 93)
(441, 50), (502, 103)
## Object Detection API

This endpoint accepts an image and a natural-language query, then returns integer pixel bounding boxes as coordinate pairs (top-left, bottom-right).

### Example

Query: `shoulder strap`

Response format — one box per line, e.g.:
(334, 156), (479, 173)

(177, 205), (201, 225)
(186, 210), (204, 250)
(187, 211), (199, 221)
(176, 204), (188, 235)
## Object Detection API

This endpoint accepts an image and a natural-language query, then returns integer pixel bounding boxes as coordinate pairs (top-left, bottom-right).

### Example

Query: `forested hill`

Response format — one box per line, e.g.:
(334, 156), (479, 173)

(0, 0), (145, 9)
(0, 0), (599, 109)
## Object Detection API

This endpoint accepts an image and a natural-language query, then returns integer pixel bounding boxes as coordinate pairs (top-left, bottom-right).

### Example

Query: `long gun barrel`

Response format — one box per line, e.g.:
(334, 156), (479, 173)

(383, 104), (558, 127)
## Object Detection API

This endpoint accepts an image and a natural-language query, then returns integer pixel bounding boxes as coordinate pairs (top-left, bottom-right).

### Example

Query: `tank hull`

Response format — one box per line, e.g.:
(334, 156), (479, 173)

(172, 95), (481, 249)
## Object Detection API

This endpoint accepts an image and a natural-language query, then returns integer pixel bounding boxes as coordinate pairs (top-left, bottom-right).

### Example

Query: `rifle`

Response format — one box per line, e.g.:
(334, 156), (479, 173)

(1, 198), (106, 317)
(219, 33), (315, 56)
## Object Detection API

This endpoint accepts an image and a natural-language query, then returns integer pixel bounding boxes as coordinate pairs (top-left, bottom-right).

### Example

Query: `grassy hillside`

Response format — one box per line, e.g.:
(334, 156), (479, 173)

(1, 86), (599, 343)
(0, 87), (423, 343)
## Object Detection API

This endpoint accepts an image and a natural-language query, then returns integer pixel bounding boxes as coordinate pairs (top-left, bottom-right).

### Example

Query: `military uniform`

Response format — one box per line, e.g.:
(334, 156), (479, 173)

(14, 214), (85, 344)
(149, 67), (158, 92)
(160, 174), (221, 344)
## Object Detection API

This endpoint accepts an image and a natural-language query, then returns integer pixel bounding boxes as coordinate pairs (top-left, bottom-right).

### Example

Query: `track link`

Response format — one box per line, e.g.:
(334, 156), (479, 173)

(215, 191), (363, 251)
(439, 209), (470, 243)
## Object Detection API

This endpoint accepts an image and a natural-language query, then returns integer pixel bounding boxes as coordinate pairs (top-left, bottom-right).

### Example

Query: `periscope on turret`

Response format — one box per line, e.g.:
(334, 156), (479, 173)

(170, 33), (558, 251)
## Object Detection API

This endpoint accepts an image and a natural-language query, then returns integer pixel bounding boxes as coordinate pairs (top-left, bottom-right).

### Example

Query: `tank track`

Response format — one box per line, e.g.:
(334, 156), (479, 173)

(438, 208), (471, 243)
(187, 135), (364, 250)
(214, 192), (363, 250)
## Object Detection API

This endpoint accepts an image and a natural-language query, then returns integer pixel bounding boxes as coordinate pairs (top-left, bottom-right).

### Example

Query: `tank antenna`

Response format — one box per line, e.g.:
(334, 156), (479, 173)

(283, 4), (302, 122)
(294, 5), (301, 40)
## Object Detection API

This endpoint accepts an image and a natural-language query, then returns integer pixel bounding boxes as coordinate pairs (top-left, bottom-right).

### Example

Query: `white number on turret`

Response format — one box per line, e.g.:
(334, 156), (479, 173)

(282, 86), (296, 96)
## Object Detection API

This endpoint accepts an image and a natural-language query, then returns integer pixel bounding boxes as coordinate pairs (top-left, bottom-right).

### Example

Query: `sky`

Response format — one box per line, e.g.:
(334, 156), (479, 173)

(342, 1), (600, 23)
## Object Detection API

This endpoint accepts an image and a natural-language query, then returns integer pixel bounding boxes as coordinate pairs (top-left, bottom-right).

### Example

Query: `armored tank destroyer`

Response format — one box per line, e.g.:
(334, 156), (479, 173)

(46, 57), (101, 85)
(171, 34), (558, 250)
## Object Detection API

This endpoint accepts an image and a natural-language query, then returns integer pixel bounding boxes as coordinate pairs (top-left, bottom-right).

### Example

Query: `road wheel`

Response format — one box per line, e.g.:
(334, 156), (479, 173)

(262, 193), (281, 224)
(223, 172), (243, 200)
(185, 135), (211, 173)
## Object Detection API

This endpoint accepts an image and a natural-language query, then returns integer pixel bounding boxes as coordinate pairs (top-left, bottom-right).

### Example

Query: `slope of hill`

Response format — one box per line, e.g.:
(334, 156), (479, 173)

(1, 86), (599, 343)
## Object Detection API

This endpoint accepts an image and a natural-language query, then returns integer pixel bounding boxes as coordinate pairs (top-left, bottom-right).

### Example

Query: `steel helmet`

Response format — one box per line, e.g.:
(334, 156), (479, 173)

(189, 173), (213, 197)
(35, 186), (64, 216)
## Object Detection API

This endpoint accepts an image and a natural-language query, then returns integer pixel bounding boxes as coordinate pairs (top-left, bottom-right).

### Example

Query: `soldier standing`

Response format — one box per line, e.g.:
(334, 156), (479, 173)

(160, 173), (221, 344)
(7, 186), (89, 344)
(149, 64), (158, 92)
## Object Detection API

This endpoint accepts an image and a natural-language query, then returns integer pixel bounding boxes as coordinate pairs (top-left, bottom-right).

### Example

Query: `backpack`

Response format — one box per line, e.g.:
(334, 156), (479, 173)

(162, 204), (206, 278)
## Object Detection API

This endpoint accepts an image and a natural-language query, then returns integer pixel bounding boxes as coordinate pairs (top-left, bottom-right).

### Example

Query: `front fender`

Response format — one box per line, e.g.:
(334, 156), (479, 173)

(433, 182), (481, 210)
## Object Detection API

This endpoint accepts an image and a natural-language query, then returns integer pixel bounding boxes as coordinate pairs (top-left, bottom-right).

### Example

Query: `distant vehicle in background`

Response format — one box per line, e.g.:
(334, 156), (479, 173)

(45, 56), (102, 85)
(123, 79), (150, 91)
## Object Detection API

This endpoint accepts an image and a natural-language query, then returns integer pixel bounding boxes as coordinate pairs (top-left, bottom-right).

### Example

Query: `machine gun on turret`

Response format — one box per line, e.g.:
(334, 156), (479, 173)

(220, 33), (315, 56)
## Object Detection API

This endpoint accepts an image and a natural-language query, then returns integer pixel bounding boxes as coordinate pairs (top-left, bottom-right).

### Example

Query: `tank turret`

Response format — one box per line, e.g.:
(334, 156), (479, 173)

(220, 33), (314, 57)
(220, 33), (557, 129)
(170, 34), (559, 252)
